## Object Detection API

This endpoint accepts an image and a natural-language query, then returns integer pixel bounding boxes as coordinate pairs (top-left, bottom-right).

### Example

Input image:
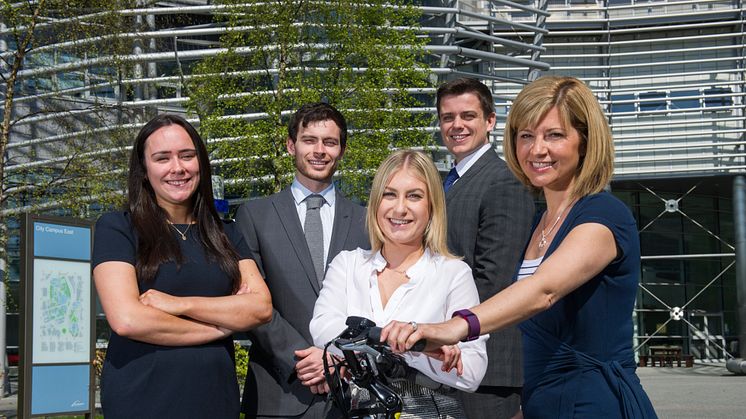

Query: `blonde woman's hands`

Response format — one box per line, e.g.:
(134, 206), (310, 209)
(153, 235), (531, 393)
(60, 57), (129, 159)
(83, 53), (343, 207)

(425, 345), (463, 375)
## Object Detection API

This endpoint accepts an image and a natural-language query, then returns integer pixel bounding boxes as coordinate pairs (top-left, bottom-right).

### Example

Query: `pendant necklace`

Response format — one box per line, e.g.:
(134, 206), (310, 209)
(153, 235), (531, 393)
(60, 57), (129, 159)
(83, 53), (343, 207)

(167, 220), (193, 241)
(538, 201), (574, 250)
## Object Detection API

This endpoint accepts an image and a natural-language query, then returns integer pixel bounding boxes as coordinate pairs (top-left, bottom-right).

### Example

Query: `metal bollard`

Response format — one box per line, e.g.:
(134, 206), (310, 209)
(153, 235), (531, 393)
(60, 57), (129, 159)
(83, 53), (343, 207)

(725, 358), (746, 375)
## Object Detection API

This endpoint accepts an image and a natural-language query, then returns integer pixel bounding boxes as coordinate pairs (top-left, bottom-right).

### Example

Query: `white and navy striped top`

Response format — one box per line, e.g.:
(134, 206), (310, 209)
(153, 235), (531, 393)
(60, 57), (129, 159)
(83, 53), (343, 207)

(517, 256), (543, 281)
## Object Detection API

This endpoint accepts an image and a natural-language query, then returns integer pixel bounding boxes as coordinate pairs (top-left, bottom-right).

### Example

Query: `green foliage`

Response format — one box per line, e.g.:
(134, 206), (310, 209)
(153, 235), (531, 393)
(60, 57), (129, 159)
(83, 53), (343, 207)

(0, 0), (139, 310)
(188, 0), (434, 202)
(234, 341), (250, 384)
(1, 0), (138, 221)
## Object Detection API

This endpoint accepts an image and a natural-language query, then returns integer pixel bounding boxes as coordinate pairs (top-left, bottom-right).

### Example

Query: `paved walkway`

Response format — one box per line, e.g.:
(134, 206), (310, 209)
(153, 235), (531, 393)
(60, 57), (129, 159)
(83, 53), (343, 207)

(638, 362), (746, 418)
(1, 363), (744, 418)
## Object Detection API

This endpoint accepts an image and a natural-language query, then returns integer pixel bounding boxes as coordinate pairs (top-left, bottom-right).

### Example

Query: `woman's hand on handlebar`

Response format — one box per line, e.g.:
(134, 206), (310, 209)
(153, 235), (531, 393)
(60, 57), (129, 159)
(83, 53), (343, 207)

(380, 319), (465, 353)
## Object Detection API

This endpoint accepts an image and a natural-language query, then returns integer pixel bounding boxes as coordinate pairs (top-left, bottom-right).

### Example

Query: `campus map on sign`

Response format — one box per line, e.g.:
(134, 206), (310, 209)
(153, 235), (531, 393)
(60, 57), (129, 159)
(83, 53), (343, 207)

(32, 258), (90, 363)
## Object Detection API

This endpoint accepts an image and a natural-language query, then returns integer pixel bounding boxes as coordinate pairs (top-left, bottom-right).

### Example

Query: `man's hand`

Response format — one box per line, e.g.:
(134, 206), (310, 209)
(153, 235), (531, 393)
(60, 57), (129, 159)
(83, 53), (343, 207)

(294, 346), (333, 393)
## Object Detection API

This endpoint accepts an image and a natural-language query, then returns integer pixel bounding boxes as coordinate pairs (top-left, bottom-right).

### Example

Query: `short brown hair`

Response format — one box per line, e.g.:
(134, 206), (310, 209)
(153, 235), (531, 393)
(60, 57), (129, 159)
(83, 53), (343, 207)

(503, 76), (614, 198)
(436, 78), (495, 118)
(288, 102), (347, 149)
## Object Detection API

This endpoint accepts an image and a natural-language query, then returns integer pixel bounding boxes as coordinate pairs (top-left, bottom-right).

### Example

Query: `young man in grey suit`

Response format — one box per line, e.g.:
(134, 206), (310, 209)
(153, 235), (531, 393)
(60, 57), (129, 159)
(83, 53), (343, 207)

(236, 103), (369, 418)
(438, 78), (534, 418)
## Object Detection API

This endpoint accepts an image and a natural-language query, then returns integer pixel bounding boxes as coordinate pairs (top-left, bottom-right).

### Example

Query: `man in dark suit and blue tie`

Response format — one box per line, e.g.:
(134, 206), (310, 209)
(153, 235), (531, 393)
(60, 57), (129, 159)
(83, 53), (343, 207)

(437, 78), (534, 418)
(236, 103), (369, 418)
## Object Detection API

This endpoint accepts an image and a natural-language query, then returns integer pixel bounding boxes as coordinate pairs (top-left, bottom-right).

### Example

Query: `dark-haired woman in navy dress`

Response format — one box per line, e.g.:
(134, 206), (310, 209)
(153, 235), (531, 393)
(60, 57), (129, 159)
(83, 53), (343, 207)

(382, 76), (657, 418)
(92, 115), (272, 418)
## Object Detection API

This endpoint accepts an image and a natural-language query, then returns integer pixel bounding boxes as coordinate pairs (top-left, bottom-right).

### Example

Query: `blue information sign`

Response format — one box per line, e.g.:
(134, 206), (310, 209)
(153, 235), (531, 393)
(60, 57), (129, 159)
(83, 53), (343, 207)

(33, 222), (91, 260)
(31, 364), (90, 414)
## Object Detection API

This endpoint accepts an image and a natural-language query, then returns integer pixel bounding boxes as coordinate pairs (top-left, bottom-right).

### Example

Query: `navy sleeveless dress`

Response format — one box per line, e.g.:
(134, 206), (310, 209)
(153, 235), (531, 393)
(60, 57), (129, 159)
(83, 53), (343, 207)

(92, 212), (250, 418)
(518, 193), (657, 418)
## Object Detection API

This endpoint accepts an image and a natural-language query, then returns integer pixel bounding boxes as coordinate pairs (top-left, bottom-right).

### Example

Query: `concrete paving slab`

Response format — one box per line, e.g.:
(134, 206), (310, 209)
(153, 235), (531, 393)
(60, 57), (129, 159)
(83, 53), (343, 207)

(639, 363), (746, 419)
(0, 363), (744, 418)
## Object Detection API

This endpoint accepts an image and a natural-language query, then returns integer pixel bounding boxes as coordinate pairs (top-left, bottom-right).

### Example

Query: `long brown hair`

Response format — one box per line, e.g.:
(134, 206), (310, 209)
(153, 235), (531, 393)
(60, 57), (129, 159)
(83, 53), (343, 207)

(128, 114), (240, 291)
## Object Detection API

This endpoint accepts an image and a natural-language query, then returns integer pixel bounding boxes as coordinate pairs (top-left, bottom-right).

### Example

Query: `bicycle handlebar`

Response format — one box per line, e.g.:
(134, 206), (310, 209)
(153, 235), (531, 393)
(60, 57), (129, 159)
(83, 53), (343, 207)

(323, 316), (431, 419)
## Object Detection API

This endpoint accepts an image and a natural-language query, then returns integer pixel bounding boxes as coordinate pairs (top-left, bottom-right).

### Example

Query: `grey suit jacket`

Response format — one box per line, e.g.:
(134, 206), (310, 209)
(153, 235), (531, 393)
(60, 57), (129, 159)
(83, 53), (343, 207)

(236, 187), (369, 418)
(446, 150), (534, 388)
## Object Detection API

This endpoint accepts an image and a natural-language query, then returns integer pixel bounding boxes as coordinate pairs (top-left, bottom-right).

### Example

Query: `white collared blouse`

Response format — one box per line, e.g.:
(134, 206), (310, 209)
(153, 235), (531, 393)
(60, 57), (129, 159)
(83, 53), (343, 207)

(310, 248), (488, 392)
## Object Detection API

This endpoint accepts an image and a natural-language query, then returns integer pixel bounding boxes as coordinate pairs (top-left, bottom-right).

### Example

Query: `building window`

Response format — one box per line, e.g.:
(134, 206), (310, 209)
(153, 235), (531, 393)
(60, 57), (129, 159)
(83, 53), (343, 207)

(639, 91), (666, 112)
(669, 90), (699, 110)
(610, 94), (635, 113)
(704, 87), (733, 108)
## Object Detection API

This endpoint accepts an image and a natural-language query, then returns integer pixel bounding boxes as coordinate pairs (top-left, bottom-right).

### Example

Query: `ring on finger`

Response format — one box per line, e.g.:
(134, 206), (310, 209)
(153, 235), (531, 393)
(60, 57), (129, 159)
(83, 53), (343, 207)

(409, 321), (418, 331)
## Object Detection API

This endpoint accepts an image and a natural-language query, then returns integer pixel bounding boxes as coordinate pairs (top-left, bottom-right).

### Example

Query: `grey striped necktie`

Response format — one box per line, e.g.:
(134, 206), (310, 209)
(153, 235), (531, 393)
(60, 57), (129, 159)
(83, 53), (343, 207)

(304, 194), (326, 286)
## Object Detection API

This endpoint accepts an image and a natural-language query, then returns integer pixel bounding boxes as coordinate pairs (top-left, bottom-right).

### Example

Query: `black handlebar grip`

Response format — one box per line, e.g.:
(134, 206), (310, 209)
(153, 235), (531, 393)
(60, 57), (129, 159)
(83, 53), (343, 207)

(368, 326), (427, 352)
(410, 339), (427, 352)
(367, 326), (383, 343)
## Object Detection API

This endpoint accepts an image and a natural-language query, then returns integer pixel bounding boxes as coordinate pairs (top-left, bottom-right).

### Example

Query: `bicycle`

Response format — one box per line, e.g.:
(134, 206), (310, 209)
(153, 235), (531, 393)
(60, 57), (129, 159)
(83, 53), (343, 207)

(322, 316), (432, 419)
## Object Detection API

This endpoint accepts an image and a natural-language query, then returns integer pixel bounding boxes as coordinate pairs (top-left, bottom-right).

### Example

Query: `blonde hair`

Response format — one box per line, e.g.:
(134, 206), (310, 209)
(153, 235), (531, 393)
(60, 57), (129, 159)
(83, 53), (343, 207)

(503, 76), (614, 199)
(366, 150), (455, 258)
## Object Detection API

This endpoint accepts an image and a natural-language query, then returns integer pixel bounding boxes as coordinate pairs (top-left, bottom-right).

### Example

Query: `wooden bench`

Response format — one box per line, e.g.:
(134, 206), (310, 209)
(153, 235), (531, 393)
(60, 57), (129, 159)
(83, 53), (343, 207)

(638, 352), (694, 367)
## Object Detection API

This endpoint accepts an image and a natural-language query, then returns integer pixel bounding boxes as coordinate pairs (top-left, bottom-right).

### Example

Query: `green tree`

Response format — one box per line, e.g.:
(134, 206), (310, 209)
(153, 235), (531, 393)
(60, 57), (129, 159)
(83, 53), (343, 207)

(188, 0), (434, 202)
(0, 0), (138, 395)
(1, 0), (137, 241)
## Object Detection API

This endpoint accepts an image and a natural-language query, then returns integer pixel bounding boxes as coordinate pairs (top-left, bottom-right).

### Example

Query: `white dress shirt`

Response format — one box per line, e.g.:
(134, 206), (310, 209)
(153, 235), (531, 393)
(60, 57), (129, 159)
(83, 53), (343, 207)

(310, 248), (488, 392)
(450, 142), (492, 187)
(291, 179), (336, 265)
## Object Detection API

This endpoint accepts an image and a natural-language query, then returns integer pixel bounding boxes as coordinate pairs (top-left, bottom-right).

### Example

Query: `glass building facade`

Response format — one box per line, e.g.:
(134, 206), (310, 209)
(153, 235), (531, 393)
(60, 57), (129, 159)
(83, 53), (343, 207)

(0, 0), (547, 361)
(487, 0), (745, 361)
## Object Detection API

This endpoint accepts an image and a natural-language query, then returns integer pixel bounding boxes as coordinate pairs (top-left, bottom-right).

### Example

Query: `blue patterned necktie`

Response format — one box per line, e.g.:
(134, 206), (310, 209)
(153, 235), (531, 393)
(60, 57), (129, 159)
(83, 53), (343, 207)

(443, 167), (459, 192)
(304, 194), (326, 286)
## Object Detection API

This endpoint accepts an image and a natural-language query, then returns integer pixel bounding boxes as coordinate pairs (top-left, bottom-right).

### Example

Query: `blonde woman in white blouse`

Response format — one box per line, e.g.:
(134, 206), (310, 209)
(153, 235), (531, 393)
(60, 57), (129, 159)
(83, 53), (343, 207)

(310, 149), (487, 418)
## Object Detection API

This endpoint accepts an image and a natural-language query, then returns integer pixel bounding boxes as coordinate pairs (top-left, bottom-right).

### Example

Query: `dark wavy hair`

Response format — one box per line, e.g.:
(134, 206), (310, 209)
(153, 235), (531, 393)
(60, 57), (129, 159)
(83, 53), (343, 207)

(128, 114), (240, 291)
(288, 102), (348, 149)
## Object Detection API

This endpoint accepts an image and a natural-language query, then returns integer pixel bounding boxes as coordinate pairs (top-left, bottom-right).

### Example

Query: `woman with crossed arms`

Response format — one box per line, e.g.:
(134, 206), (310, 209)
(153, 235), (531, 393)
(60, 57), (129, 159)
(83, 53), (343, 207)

(93, 115), (272, 418)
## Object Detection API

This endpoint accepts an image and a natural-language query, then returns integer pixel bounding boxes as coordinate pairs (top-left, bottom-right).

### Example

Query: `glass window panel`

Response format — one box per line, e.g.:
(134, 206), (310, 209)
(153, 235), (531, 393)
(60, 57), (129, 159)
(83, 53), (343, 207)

(704, 87), (733, 107)
(640, 230), (682, 255)
(641, 259), (684, 284)
(639, 311), (686, 342)
(669, 90), (699, 109)
(639, 92), (666, 112)
(723, 310), (738, 341)
(639, 283), (685, 309)
(610, 94), (635, 113)
(684, 284), (722, 312)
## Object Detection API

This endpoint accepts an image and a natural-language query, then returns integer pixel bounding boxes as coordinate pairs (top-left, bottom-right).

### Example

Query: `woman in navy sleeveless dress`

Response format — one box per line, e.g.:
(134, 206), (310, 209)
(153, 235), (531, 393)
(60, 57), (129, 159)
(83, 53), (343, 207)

(92, 115), (272, 418)
(382, 76), (657, 418)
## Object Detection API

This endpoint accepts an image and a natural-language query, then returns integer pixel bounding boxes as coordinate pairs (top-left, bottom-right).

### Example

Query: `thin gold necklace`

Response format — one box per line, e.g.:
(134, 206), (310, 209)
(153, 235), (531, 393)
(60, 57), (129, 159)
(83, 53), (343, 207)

(387, 266), (407, 275)
(167, 220), (193, 241)
(538, 201), (574, 250)
(382, 248), (423, 275)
